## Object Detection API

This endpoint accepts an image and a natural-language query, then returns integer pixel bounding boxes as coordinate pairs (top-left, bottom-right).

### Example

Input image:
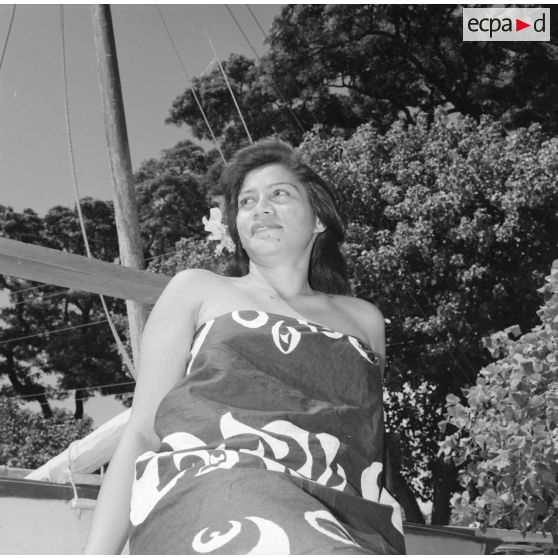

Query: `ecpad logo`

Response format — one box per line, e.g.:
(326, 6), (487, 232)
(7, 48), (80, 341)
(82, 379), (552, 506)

(463, 7), (550, 42)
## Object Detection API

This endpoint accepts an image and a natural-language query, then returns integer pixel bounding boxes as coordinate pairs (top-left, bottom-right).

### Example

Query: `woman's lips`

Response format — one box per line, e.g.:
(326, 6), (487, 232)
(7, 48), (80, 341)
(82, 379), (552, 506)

(251, 223), (282, 234)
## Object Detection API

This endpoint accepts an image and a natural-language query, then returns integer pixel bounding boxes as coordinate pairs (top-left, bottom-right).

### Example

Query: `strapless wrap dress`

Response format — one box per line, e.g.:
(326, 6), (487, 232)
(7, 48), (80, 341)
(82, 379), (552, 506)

(129, 310), (405, 554)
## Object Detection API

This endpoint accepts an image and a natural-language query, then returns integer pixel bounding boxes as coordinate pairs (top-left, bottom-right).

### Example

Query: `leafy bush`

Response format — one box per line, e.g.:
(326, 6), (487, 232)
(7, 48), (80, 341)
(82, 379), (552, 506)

(440, 260), (558, 539)
(0, 396), (93, 469)
(298, 109), (558, 510)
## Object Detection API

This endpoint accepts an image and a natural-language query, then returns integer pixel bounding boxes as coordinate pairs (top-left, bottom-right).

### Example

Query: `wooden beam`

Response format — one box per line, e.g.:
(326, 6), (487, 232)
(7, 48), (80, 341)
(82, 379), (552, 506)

(0, 237), (170, 303)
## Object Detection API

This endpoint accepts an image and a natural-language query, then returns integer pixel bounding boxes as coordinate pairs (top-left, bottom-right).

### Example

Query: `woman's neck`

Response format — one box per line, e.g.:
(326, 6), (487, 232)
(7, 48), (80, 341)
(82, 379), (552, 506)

(244, 262), (315, 300)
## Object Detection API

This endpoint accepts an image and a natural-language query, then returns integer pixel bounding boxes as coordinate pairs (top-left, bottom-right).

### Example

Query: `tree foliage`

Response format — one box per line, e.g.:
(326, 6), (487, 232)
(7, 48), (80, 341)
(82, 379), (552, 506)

(295, 110), (558, 522)
(0, 201), (130, 418)
(167, 5), (558, 154)
(440, 259), (558, 540)
(0, 137), (218, 419)
(134, 140), (213, 258)
(0, 395), (93, 469)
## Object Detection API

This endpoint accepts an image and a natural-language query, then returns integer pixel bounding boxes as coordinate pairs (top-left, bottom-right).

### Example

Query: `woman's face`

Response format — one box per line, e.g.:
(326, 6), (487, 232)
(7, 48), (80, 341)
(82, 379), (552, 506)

(236, 163), (324, 262)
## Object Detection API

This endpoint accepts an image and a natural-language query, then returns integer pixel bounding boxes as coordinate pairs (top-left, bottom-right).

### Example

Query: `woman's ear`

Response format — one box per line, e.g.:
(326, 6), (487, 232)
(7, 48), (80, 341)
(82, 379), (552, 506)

(314, 218), (326, 234)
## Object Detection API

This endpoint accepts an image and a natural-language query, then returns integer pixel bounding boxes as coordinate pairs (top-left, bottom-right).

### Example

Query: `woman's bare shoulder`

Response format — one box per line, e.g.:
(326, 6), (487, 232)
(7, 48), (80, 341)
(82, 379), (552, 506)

(156, 269), (225, 311)
(330, 294), (385, 355)
(330, 293), (384, 321)
(168, 268), (233, 292)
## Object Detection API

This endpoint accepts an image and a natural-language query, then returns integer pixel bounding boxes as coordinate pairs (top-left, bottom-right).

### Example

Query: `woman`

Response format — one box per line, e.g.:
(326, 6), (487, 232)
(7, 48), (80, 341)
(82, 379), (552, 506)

(85, 140), (405, 554)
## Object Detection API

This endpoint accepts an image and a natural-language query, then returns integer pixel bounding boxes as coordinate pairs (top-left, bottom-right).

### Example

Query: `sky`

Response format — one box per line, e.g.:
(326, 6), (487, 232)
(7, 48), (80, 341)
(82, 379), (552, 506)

(0, 3), (282, 426)
(0, 3), (282, 216)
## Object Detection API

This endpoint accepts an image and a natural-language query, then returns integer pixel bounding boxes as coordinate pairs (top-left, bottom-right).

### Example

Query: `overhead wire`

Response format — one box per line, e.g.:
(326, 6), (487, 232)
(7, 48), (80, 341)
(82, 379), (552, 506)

(144, 247), (184, 263)
(2, 283), (52, 299)
(245, 5), (267, 38)
(6, 380), (136, 401)
(60, 7), (90, 257)
(199, 57), (216, 77)
(0, 319), (109, 346)
(0, 309), (428, 351)
(44, 392), (133, 404)
(11, 288), (71, 307)
(224, 4), (305, 134)
(198, 11), (253, 144)
(0, 4), (16, 75)
(60, 6), (135, 378)
(8, 287), (123, 308)
(4, 282), (46, 296)
(245, 4), (319, 127)
(155, 5), (227, 164)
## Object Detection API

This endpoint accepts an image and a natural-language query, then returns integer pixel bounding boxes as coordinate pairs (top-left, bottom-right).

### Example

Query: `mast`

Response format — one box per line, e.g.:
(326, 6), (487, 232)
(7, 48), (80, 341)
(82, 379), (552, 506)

(91, 4), (146, 375)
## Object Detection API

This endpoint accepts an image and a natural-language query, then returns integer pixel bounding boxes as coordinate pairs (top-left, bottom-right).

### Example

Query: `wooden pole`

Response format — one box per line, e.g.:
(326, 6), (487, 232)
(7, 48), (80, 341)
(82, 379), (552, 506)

(91, 5), (146, 374)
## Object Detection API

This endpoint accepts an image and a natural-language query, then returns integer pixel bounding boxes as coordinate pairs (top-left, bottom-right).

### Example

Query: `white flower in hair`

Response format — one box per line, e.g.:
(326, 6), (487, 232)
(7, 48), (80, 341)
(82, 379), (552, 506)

(202, 207), (235, 256)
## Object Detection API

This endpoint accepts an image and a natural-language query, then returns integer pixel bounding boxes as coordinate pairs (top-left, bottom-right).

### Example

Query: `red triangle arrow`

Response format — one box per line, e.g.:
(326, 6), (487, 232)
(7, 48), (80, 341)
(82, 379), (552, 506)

(516, 18), (530, 31)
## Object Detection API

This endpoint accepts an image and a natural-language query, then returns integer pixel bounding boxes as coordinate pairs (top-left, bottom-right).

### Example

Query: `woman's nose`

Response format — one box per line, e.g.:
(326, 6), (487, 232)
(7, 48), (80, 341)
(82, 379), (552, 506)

(254, 195), (274, 215)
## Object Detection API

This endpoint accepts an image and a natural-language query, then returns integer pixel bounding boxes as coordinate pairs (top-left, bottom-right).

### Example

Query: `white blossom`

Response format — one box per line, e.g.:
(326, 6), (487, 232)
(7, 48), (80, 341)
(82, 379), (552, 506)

(202, 207), (235, 255)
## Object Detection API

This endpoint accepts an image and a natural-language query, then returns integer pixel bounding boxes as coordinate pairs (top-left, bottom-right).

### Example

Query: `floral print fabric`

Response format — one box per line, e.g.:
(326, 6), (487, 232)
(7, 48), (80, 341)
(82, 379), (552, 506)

(129, 310), (405, 554)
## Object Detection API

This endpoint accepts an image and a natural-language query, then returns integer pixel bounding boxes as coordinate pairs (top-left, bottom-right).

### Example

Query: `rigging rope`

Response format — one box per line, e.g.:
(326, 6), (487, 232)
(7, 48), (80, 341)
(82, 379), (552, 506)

(198, 12), (253, 144)
(7, 282), (53, 296)
(0, 318), (108, 346)
(0, 313), (424, 351)
(224, 4), (305, 134)
(25, 392), (133, 405)
(12, 288), (71, 307)
(155, 5), (227, 164)
(6, 380), (136, 401)
(245, 5), (266, 37)
(0, 4), (16, 75)
(245, 5), (319, 127)
(60, 6), (135, 378)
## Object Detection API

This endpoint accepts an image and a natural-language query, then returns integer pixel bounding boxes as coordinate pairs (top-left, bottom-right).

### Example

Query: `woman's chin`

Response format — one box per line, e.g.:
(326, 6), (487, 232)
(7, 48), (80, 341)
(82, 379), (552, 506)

(243, 239), (289, 259)
(245, 232), (284, 247)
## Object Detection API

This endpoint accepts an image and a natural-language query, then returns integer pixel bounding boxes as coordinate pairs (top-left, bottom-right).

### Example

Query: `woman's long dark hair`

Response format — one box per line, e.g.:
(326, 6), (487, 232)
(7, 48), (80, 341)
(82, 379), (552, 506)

(221, 139), (349, 295)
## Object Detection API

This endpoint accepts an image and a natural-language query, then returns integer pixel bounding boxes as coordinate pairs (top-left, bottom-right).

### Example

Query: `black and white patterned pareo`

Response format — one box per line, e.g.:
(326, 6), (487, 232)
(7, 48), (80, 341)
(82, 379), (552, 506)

(129, 310), (406, 554)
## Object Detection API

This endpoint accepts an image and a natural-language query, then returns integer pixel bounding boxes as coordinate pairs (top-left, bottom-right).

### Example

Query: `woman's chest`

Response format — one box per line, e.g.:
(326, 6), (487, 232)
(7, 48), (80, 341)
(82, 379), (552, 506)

(196, 287), (365, 343)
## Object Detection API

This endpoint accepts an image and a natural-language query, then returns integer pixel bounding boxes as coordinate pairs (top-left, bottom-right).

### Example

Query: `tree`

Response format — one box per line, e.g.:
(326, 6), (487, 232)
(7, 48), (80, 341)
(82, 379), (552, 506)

(166, 54), (300, 157)
(134, 140), (211, 182)
(134, 140), (213, 258)
(266, 5), (558, 132)
(0, 205), (61, 417)
(0, 201), (131, 419)
(295, 109), (558, 523)
(0, 395), (93, 469)
(440, 259), (558, 542)
(166, 5), (558, 153)
(0, 138), (214, 420)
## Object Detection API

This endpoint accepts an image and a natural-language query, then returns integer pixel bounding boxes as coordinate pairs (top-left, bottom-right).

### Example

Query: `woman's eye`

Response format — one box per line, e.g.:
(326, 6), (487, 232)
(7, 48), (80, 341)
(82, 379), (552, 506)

(273, 189), (289, 197)
(239, 197), (253, 207)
